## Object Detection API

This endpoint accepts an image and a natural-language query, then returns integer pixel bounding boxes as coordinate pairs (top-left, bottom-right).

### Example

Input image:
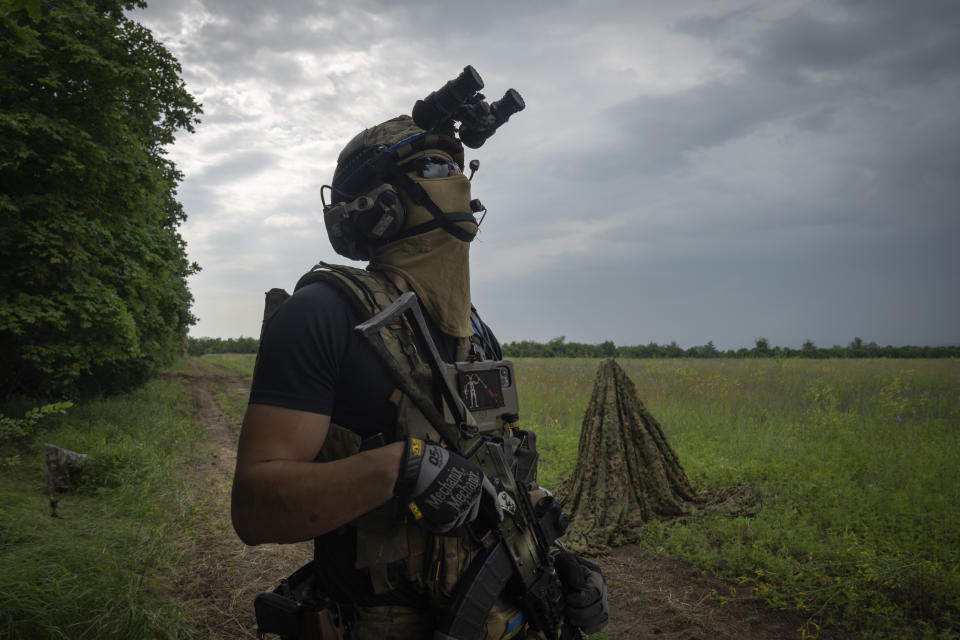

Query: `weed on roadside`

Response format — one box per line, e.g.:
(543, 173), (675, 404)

(0, 377), (209, 639)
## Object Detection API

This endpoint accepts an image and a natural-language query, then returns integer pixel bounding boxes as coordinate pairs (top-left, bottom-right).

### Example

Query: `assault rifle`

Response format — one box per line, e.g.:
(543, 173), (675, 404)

(356, 292), (578, 640)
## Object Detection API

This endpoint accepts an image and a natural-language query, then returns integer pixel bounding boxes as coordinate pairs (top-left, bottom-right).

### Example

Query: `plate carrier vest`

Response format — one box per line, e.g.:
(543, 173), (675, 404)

(259, 262), (536, 617)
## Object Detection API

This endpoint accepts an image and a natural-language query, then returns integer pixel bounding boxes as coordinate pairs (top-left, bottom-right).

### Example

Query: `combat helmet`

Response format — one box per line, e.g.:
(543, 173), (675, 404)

(323, 115), (469, 260)
(322, 66), (525, 261)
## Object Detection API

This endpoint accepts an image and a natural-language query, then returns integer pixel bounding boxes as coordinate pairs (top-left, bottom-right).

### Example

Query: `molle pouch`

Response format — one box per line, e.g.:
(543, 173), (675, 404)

(253, 595), (339, 640)
(432, 534), (481, 603)
(354, 511), (409, 594)
(484, 599), (527, 640)
(254, 592), (303, 639)
(260, 288), (291, 339)
(512, 430), (539, 485)
(255, 287), (292, 372)
(254, 562), (339, 640)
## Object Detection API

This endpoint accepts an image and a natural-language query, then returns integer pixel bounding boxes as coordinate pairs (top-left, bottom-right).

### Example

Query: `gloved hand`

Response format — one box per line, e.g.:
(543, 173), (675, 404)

(394, 438), (491, 533)
(553, 551), (609, 634)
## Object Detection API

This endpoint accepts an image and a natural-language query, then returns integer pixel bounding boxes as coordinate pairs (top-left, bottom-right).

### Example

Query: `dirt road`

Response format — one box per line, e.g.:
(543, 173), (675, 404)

(178, 361), (313, 638)
(181, 360), (860, 640)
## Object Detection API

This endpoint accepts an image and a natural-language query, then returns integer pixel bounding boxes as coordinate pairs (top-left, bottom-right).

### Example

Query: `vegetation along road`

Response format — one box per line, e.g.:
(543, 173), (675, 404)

(2, 356), (957, 638)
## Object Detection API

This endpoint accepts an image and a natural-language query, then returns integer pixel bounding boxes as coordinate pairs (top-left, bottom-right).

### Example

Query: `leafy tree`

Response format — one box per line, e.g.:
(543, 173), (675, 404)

(848, 336), (865, 357)
(753, 337), (772, 357)
(664, 340), (684, 358)
(0, 0), (201, 397)
(597, 340), (616, 358)
(686, 340), (719, 358)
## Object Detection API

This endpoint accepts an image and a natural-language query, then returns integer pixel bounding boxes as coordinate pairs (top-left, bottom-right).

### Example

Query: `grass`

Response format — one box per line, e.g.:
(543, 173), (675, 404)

(198, 353), (258, 377)
(194, 354), (256, 428)
(515, 358), (960, 640)
(196, 353), (960, 636)
(5, 354), (954, 638)
(0, 365), (209, 639)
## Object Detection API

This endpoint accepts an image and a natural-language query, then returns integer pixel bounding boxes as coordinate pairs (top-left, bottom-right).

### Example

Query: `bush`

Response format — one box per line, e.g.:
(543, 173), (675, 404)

(0, 401), (73, 468)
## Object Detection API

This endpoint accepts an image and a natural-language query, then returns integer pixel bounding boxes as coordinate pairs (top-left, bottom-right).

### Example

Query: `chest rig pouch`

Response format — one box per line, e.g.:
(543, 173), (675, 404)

(265, 263), (536, 606)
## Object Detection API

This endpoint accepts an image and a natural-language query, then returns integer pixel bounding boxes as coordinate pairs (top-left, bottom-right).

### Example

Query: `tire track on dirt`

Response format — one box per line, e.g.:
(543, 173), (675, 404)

(596, 544), (863, 640)
(178, 360), (312, 639)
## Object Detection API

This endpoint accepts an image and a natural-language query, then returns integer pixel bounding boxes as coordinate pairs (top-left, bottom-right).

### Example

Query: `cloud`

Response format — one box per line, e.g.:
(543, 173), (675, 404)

(135, 0), (960, 348)
(192, 150), (278, 185)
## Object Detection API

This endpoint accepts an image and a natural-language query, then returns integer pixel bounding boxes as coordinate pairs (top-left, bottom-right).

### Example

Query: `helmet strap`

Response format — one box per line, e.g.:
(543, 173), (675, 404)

(367, 170), (477, 245)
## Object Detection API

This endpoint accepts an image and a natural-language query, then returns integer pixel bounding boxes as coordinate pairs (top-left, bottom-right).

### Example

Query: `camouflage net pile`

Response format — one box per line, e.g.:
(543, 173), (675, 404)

(559, 359), (702, 555)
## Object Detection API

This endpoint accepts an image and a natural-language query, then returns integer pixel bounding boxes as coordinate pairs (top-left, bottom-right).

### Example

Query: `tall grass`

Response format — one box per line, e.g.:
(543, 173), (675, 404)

(0, 371), (208, 639)
(516, 358), (960, 639)
(112, 354), (959, 638)
(198, 353), (257, 377)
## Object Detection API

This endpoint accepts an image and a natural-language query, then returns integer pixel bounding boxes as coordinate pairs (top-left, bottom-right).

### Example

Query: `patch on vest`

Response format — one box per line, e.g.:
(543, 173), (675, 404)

(497, 490), (517, 516)
(458, 368), (510, 411)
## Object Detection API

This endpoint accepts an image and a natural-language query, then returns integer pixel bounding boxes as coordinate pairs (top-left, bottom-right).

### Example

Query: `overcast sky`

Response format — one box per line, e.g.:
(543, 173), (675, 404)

(136, 0), (959, 350)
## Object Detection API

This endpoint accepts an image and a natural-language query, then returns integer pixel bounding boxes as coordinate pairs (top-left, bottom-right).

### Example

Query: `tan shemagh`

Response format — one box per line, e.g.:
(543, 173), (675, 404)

(369, 172), (477, 337)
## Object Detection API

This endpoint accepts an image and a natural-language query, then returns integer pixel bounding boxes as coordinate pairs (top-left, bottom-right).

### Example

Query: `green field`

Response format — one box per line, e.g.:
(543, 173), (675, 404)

(2, 356), (958, 639)
(517, 358), (960, 640)
(205, 354), (960, 638)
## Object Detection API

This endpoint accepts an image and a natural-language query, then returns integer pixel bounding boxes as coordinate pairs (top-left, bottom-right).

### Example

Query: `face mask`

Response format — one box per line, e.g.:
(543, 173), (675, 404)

(369, 172), (477, 337)
(394, 172), (478, 242)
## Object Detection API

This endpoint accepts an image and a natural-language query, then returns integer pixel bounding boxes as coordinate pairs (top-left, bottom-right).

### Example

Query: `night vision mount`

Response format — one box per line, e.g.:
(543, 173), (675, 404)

(413, 65), (525, 149)
(327, 65), (525, 203)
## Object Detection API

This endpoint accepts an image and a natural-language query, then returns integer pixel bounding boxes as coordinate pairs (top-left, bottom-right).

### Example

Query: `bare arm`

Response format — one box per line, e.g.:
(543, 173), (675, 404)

(231, 403), (404, 545)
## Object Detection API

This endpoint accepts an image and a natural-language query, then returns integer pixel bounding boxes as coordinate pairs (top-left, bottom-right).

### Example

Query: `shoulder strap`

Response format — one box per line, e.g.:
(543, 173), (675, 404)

(294, 261), (401, 320)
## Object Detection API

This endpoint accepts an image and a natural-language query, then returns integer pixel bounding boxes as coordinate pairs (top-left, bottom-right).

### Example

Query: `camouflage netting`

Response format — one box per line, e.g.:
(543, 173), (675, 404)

(559, 359), (702, 555)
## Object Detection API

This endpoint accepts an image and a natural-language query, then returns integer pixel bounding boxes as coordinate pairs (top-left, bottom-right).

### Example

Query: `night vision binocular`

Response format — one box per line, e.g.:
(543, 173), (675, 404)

(413, 65), (525, 148)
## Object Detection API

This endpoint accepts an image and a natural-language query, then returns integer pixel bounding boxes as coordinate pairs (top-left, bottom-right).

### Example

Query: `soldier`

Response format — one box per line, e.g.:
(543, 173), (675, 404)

(232, 70), (607, 639)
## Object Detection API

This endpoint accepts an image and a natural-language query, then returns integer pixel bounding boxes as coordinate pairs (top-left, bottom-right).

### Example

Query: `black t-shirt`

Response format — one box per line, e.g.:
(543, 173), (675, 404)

(250, 280), (462, 439)
(248, 279), (469, 605)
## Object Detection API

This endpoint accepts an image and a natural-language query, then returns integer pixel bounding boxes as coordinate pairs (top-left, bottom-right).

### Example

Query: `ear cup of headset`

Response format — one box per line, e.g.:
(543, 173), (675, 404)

(354, 187), (406, 243)
(357, 189), (406, 244)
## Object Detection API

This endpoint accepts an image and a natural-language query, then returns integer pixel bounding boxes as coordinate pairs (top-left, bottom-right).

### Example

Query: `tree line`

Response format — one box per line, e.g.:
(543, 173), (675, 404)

(500, 336), (960, 359)
(187, 336), (259, 356)
(1, 0), (200, 399)
(186, 334), (959, 359)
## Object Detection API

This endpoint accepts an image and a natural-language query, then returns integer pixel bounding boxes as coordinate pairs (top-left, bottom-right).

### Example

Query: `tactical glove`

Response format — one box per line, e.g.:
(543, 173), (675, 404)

(395, 438), (490, 533)
(553, 551), (609, 634)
